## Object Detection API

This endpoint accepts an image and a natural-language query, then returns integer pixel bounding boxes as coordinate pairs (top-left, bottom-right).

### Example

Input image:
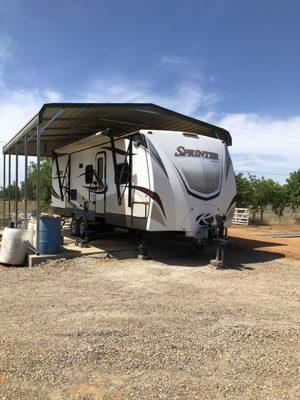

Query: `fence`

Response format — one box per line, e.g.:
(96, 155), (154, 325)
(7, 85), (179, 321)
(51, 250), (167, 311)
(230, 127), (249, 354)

(232, 208), (250, 225)
(0, 199), (36, 228)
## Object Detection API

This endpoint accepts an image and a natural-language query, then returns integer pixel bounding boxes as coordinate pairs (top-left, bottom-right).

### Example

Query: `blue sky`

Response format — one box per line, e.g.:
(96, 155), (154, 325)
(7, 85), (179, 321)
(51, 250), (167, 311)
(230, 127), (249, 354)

(0, 0), (300, 184)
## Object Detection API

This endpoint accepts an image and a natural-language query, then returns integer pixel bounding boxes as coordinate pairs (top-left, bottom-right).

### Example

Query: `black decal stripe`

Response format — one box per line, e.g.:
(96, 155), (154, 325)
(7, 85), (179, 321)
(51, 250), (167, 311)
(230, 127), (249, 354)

(146, 140), (169, 178)
(132, 185), (166, 219)
(226, 195), (237, 213)
(174, 164), (221, 201)
(83, 185), (108, 194)
(150, 152), (169, 178)
(61, 186), (70, 193)
(196, 213), (204, 222)
(51, 187), (61, 199)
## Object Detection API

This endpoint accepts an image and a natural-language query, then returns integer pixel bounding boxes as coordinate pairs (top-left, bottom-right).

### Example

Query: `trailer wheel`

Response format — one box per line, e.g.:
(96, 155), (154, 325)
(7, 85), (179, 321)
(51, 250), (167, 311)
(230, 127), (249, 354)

(70, 217), (79, 237)
(194, 238), (204, 250)
(128, 229), (142, 237)
(79, 217), (88, 239)
(194, 242), (204, 250)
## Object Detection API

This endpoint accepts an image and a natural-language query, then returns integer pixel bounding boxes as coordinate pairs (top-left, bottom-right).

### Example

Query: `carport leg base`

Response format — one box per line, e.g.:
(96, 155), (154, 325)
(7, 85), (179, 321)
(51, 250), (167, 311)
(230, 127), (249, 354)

(210, 259), (224, 268)
(138, 254), (151, 260)
(27, 251), (108, 267)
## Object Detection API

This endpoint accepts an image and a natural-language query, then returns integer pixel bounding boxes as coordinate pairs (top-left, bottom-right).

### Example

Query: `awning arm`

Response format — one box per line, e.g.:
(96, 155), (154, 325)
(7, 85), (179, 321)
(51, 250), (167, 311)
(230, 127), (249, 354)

(53, 153), (64, 201)
(102, 129), (134, 207)
(108, 134), (122, 205)
(118, 137), (133, 205)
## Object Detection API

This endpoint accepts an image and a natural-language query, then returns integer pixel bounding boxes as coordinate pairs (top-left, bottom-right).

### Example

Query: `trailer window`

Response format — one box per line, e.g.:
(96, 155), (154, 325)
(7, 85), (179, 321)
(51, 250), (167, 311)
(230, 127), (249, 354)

(85, 164), (94, 184)
(70, 189), (77, 200)
(116, 162), (130, 184)
(97, 157), (104, 180)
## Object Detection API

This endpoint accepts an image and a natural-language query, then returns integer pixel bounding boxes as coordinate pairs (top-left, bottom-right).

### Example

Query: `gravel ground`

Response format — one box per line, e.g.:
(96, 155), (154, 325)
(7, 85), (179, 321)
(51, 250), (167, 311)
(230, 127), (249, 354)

(0, 243), (299, 400)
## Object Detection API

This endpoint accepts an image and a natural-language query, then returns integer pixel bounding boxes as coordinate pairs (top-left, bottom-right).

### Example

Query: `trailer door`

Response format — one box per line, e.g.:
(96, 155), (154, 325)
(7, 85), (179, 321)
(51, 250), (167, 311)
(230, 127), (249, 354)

(95, 152), (106, 215)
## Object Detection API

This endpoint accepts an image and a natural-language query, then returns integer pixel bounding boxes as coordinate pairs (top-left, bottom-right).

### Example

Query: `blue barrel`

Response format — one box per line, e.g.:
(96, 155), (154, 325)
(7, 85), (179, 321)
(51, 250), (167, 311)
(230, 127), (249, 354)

(39, 216), (61, 254)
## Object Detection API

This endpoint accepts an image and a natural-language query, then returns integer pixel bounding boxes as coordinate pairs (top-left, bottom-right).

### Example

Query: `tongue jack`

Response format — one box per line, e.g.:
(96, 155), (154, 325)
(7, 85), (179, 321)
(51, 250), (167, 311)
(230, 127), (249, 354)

(210, 214), (229, 269)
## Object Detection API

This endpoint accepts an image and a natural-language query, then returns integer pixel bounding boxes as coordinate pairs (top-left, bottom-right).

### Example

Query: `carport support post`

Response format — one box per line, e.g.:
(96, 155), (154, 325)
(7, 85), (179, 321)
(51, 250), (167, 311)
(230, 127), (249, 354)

(36, 124), (41, 254)
(24, 132), (28, 229)
(15, 143), (18, 228)
(2, 153), (6, 227)
(8, 152), (11, 223)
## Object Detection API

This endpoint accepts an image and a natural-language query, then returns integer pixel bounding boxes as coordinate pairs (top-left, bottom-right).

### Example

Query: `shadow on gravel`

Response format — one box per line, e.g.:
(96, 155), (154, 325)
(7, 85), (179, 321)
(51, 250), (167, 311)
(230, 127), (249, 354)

(225, 236), (286, 269)
(62, 229), (286, 271)
(148, 245), (285, 271)
(230, 236), (286, 249)
(223, 248), (284, 271)
(108, 238), (285, 271)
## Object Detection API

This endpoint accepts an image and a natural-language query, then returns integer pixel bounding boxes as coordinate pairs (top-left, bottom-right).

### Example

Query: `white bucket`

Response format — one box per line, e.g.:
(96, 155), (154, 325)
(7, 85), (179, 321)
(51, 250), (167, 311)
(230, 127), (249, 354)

(0, 228), (31, 265)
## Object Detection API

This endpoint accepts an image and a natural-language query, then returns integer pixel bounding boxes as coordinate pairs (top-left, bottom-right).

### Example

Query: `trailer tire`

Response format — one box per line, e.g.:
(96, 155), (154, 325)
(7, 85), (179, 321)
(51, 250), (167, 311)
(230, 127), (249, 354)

(71, 217), (79, 237)
(194, 238), (204, 250)
(128, 229), (142, 237)
(79, 217), (88, 239)
(194, 242), (204, 250)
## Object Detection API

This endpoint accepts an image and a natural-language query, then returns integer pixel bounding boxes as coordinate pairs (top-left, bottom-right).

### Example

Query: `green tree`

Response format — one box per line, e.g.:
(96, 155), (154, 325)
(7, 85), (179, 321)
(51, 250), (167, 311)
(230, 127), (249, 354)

(271, 183), (289, 218)
(249, 176), (278, 223)
(286, 170), (300, 211)
(235, 173), (254, 207)
(0, 183), (22, 201)
(22, 158), (52, 210)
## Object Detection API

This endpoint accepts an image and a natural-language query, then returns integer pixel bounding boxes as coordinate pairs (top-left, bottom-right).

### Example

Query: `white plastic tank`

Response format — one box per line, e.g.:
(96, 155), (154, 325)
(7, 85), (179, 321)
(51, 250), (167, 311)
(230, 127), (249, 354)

(28, 219), (37, 248)
(0, 228), (31, 265)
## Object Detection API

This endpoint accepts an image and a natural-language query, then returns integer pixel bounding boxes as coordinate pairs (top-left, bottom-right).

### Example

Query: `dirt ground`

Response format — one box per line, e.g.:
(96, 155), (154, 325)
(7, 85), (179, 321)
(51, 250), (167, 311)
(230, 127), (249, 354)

(0, 230), (299, 400)
(229, 224), (300, 260)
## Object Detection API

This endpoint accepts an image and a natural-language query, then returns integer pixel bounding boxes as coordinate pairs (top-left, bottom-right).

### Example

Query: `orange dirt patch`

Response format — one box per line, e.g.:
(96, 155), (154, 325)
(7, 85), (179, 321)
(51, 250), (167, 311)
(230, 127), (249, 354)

(228, 224), (300, 260)
(0, 373), (6, 385)
(67, 384), (106, 399)
(66, 373), (124, 400)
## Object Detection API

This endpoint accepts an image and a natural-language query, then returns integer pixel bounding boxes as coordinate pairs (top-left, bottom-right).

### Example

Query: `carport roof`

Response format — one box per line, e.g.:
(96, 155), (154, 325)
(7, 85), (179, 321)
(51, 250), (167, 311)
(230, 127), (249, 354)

(3, 103), (232, 156)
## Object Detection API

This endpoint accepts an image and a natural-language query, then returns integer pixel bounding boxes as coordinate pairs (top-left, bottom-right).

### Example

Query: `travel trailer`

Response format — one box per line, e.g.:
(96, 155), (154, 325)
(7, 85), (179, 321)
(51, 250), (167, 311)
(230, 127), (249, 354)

(2, 103), (236, 265)
(52, 126), (236, 264)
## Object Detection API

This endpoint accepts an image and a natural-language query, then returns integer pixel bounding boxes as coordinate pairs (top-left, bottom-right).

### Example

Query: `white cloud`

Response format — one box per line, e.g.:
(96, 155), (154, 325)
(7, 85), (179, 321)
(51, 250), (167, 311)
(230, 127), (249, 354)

(0, 85), (62, 186)
(0, 33), (63, 187)
(159, 55), (188, 67)
(0, 46), (299, 187)
(85, 75), (219, 117)
(83, 76), (300, 183)
(215, 113), (300, 182)
(0, 33), (13, 84)
(0, 88), (62, 143)
(0, 33), (12, 62)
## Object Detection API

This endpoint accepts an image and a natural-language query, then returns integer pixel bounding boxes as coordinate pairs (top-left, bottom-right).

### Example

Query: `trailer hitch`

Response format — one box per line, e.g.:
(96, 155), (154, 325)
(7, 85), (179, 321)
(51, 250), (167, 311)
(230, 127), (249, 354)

(210, 214), (229, 269)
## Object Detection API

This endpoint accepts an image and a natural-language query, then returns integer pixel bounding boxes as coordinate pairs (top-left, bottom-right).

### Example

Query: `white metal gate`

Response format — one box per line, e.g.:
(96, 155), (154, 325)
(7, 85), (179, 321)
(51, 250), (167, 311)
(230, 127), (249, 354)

(232, 208), (250, 225)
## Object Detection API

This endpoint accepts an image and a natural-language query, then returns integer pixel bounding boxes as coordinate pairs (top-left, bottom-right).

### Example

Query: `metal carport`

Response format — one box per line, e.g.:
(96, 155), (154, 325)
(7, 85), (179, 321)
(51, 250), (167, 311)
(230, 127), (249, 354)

(2, 102), (231, 253)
